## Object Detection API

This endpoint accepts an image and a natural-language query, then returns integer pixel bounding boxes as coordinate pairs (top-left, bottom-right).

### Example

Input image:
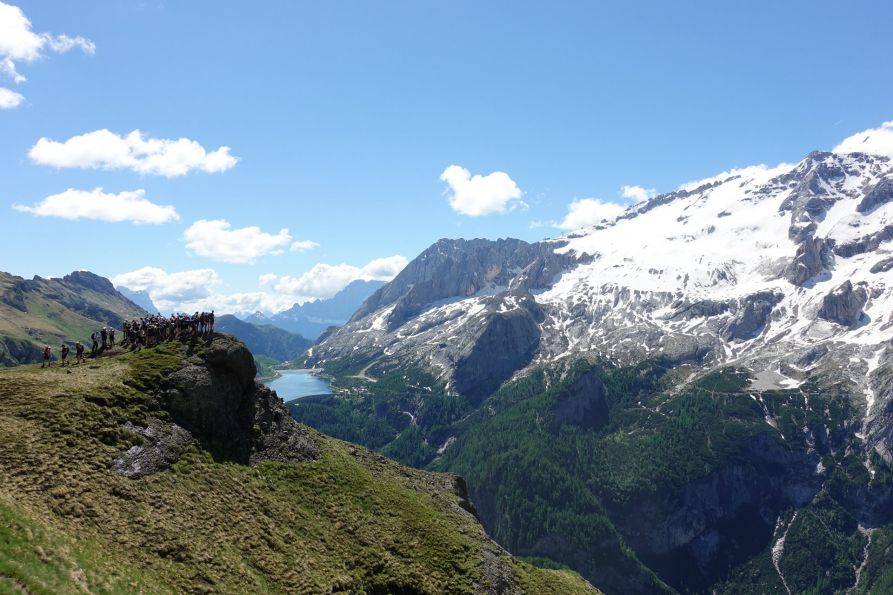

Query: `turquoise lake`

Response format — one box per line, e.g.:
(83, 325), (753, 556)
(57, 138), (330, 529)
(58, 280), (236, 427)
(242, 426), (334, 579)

(264, 370), (332, 402)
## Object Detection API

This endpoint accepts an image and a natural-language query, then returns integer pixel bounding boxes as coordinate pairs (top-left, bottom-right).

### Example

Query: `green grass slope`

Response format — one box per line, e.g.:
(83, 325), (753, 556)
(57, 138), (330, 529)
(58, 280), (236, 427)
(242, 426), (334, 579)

(0, 338), (597, 594)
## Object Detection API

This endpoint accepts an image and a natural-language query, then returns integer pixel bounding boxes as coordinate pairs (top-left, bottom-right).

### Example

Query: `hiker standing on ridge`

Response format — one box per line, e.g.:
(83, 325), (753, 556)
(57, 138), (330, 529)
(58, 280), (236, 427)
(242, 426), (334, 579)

(41, 345), (51, 368)
(100, 327), (108, 349)
(109, 328), (116, 347)
(75, 341), (85, 364)
(60, 344), (70, 367)
(91, 331), (99, 355)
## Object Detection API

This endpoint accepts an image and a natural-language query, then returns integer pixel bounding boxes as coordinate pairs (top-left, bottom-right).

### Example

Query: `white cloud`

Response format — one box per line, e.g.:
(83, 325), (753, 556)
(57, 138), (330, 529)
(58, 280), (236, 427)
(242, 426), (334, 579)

(183, 219), (293, 264)
(28, 129), (239, 177)
(274, 255), (408, 299)
(440, 164), (524, 216)
(0, 86), (24, 108)
(620, 184), (656, 204)
(112, 267), (221, 312)
(113, 255), (407, 315)
(833, 121), (893, 159)
(12, 187), (179, 224)
(556, 198), (627, 231)
(0, 2), (94, 107)
(290, 239), (319, 252)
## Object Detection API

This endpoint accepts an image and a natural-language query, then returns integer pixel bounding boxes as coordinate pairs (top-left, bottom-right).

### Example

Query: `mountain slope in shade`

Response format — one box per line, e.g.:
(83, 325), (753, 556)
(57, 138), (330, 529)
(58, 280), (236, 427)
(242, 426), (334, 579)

(215, 314), (312, 363)
(0, 270), (147, 366)
(246, 279), (385, 339)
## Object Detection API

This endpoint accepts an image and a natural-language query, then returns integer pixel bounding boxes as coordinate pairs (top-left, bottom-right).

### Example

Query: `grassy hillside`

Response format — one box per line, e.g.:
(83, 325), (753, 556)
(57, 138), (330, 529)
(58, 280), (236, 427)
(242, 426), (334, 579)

(0, 270), (146, 367)
(0, 337), (596, 594)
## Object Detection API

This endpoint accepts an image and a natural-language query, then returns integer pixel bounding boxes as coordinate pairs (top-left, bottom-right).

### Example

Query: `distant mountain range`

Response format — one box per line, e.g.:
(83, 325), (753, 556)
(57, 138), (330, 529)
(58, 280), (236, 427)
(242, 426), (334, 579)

(214, 315), (312, 363)
(117, 286), (160, 313)
(244, 279), (384, 340)
(0, 270), (147, 366)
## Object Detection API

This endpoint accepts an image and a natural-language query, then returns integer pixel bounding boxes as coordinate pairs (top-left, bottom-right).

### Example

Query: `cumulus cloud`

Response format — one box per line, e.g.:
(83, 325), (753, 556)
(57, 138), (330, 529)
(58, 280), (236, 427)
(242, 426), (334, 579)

(0, 2), (94, 107)
(556, 198), (627, 231)
(12, 187), (179, 224)
(182, 219), (294, 264)
(620, 184), (657, 204)
(833, 121), (893, 159)
(274, 255), (408, 299)
(113, 255), (407, 315)
(29, 129), (239, 177)
(290, 239), (319, 252)
(112, 267), (221, 312)
(440, 165), (524, 216)
(0, 86), (24, 109)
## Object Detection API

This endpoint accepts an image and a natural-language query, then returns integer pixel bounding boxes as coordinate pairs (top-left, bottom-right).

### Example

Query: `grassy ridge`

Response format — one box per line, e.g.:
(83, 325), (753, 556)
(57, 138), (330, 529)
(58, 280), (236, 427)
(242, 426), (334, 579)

(0, 343), (597, 593)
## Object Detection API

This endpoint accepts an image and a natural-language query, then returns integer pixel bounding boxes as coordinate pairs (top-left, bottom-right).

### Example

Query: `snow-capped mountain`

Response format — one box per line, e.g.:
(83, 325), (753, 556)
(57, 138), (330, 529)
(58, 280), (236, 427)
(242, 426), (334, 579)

(310, 147), (893, 449)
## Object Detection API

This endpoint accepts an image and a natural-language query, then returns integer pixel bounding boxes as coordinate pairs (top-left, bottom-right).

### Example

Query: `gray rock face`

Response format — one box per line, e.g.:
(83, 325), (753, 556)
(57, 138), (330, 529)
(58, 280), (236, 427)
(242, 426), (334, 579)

(722, 291), (783, 341)
(552, 369), (609, 431)
(351, 238), (583, 329)
(817, 281), (868, 327)
(670, 299), (730, 321)
(871, 256), (893, 274)
(834, 225), (893, 258)
(784, 238), (833, 286)
(454, 294), (543, 404)
(857, 177), (893, 213)
(163, 336), (319, 464)
(112, 419), (193, 479)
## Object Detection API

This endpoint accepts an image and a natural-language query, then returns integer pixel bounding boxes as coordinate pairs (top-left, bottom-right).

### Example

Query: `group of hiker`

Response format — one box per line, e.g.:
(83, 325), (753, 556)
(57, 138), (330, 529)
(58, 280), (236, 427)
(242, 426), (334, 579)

(121, 311), (215, 350)
(40, 311), (215, 367)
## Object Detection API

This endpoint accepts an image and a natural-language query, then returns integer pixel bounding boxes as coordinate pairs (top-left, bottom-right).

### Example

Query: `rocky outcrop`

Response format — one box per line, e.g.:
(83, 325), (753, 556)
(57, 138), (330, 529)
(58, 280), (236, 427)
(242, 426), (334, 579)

(351, 238), (581, 329)
(161, 336), (319, 464)
(857, 177), (893, 213)
(784, 238), (833, 286)
(817, 281), (868, 327)
(871, 256), (893, 274)
(63, 270), (120, 295)
(722, 291), (783, 341)
(112, 419), (194, 479)
(453, 294), (543, 404)
(834, 225), (893, 258)
(669, 299), (730, 321)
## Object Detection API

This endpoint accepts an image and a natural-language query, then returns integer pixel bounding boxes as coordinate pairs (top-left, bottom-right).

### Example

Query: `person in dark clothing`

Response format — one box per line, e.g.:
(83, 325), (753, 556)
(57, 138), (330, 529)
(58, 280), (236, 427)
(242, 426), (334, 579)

(42, 345), (51, 368)
(75, 341), (85, 364)
(91, 332), (99, 355)
(109, 328), (116, 346)
(60, 344), (70, 366)
(100, 328), (108, 349)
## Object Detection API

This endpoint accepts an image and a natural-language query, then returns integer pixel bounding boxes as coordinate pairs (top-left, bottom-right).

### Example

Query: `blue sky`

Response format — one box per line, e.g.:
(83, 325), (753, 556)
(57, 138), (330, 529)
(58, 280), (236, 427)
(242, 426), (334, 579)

(2, 0), (892, 313)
